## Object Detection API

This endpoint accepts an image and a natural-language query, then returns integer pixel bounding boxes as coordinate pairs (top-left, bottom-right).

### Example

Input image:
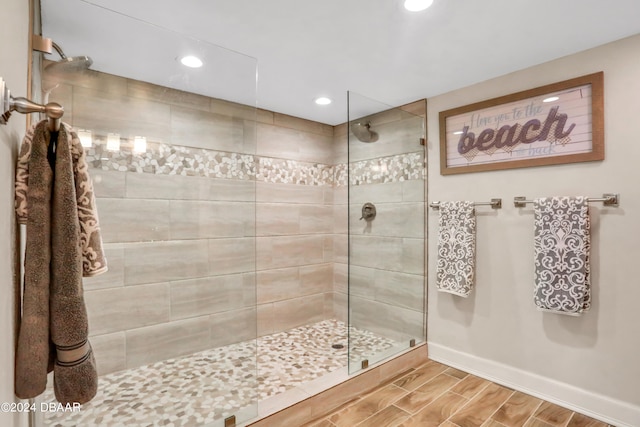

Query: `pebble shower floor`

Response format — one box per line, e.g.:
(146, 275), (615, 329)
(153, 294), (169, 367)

(42, 319), (400, 426)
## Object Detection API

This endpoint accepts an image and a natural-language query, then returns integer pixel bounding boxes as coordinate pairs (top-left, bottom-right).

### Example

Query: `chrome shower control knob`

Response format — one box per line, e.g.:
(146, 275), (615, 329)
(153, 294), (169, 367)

(360, 203), (376, 221)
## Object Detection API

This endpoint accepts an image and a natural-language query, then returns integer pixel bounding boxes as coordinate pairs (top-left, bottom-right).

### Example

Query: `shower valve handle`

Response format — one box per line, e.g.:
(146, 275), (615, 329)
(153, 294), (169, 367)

(360, 203), (376, 221)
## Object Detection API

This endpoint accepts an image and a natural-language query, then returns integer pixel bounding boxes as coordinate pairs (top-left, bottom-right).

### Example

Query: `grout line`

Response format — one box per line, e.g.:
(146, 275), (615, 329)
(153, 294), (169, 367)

(481, 389), (516, 426)
(441, 382), (501, 425)
(521, 400), (546, 427)
(563, 411), (576, 427)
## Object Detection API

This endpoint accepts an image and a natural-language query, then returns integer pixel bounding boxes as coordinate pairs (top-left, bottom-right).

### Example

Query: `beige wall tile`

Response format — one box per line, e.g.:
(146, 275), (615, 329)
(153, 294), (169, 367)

(170, 274), (250, 320)
(273, 112), (333, 137)
(300, 264), (333, 295)
(72, 85), (171, 140)
(400, 100), (427, 118)
(333, 262), (348, 294)
(333, 292), (348, 323)
(243, 272), (257, 306)
(256, 203), (300, 236)
(83, 243), (124, 291)
(300, 205), (334, 234)
(349, 181), (405, 205)
(129, 173), (254, 203)
(124, 240), (210, 285)
(91, 170), (126, 198)
(333, 185), (348, 205)
(170, 105), (244, 152)
(209, 307), (257, 347)
(97, 198), (170, 243)
(125, 316), (211, 368)
(257, 303), (275, 337)
(256, 181), (325, 204)
(257, 122), (333, 164)
(401, 180), (425, 203)
(257, 267), (300, 304)
(350, 235), (403, 271)
(273, 294), (326, 331)
(170, 200), (254, 239)
(89, 332), (125, 376)
(125, 172), (207, 200)
(333, 204), (348, 234)
(348, 265), (376, 298)
(333, 234), (348, 264)
(44, 64), (128, 94)
(208, 237), (256, 275)
(257, 108), (274, 125)
(323, 292), (334, 319)
(127, 79), (210, 112)
(257, 235), (325, 270)
(210, 98), (256, 121)
(323, 235), (335, 263)
(85, 283), (171, 335)
(402, 238), (425, 275)
(375, 270), (425, 311)
(207, 177), (255, 202)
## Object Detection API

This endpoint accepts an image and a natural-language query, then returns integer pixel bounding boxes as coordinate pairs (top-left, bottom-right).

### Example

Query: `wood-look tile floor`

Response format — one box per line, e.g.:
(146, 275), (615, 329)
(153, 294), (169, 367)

(305, 360), (614, 427)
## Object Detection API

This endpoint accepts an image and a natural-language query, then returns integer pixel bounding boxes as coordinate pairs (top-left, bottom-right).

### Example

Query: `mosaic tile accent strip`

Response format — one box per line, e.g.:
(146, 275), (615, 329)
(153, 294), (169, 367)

(43, 320), (400, 427)
(85, 139), (256, 180)
(83, 139), (424, 188)
(334, 163), (348, 187)
(348, 151), (425, 186)
(257, 157), (334, 186)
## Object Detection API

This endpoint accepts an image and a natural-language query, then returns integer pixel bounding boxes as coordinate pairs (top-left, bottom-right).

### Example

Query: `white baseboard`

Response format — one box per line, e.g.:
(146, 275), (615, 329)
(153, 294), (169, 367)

(428, 342), (640, 427)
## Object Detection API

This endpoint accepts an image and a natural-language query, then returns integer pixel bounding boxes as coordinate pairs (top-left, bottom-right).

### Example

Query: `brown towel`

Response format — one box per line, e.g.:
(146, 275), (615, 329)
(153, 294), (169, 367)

(15, 123), (108, 277)
(15, 121), (105, 404)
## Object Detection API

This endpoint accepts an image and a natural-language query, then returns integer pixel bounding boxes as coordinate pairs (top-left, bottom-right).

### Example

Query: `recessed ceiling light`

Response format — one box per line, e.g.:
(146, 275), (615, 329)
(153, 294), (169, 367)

(543, 96), (559, 103)
(404, 0), (434, 12)
(180, 55), (203, 68)
(314, 97), (332, 105)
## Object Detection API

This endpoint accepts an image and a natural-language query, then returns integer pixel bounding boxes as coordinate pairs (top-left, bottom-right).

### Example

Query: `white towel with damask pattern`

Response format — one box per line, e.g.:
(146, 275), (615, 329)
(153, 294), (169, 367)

(436, 201), (476, 297)
(533, 196), (591, 315)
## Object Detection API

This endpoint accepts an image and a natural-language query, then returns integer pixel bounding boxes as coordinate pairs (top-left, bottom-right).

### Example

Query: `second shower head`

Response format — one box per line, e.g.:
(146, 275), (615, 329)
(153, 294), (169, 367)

(350, 121), (379, 143)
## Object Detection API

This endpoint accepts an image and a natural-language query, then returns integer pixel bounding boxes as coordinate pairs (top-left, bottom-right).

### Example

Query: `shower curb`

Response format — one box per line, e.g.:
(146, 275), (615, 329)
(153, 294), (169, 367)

(244, 343), (428, 426)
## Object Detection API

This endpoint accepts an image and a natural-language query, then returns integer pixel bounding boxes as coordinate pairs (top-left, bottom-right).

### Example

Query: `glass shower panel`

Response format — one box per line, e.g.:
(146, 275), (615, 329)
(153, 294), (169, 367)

(39, 1), (257, 426)
(347, 91), (426, 373)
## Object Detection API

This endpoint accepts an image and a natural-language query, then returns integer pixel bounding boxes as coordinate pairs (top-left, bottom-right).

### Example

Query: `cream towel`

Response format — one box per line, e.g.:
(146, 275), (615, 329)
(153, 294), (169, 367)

(533, 196), (591, 315)
(436, 201), (476, 297)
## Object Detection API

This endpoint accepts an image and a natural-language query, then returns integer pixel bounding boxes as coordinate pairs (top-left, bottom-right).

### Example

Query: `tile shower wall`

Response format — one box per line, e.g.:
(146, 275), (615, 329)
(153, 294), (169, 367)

(44, 68), (338, 375)
(255, 112), (337, 337)
(335, 102), (426, 343)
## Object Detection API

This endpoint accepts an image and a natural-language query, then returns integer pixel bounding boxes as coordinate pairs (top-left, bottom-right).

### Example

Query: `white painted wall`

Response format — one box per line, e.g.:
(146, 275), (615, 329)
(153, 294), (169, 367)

(0, 2), (29, 427)
(427, 34), (640, 426)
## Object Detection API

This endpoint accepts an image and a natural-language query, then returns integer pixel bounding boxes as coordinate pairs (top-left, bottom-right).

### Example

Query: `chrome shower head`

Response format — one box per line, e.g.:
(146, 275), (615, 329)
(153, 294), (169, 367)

(350, 121), (379, 143)
(44, 42), (93, 74)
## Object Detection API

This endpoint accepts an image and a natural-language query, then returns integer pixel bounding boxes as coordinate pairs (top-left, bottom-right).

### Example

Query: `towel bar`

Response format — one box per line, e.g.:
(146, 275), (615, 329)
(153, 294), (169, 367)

(514, 193), (619, 208)
(430, 198), (502, 210)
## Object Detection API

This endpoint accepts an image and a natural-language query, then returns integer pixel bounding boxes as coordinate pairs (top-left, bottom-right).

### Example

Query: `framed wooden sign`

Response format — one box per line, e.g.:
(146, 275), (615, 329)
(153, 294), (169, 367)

(439, 72), (604, 175)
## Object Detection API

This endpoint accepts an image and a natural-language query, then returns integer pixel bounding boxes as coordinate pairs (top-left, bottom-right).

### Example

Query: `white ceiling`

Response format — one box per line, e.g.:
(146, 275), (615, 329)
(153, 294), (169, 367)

(41, 0), (640, 125)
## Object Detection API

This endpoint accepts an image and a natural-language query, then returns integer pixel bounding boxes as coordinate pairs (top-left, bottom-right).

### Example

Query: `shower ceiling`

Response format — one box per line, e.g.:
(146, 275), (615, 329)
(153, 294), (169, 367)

(41, 0), (640, 125)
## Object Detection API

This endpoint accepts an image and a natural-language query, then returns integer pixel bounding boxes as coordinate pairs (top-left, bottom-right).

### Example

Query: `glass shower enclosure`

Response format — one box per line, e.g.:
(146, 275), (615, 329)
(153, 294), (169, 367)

(31, 1), (427, 425)
(346, 91), (426, 373)
(38, 1), (258, 426)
